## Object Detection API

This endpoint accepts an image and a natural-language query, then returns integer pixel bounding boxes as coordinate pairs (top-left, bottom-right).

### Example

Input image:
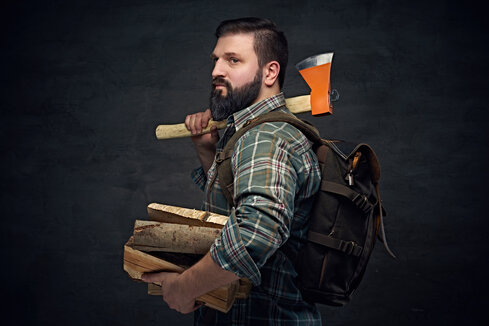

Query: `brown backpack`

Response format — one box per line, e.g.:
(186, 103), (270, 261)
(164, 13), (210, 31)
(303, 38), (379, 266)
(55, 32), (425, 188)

(215, 110), (396, 306)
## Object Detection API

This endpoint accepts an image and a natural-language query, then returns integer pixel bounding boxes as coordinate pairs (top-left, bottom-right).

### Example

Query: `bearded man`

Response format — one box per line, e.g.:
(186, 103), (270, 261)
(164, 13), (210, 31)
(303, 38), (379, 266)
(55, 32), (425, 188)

(142, 17), (322, 325)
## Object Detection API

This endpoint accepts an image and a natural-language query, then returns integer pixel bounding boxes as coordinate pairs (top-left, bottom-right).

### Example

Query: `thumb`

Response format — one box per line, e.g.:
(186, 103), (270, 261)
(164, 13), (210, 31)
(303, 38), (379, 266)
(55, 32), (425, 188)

(141, 271), (168, 283)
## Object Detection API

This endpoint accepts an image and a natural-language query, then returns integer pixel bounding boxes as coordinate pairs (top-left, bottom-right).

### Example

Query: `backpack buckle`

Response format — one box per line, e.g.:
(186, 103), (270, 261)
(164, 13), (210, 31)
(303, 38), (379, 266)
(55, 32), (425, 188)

(338, 240), (361, 256)
(215, 151), (224, 163)
(353, 193), (373, 213)
(343, 241), (357, 255)
(243, 117), (260, 127)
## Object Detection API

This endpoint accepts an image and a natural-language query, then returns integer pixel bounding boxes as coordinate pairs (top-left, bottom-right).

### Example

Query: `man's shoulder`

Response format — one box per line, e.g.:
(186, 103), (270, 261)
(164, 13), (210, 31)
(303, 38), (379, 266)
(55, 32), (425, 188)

(235, 118), (313, 155)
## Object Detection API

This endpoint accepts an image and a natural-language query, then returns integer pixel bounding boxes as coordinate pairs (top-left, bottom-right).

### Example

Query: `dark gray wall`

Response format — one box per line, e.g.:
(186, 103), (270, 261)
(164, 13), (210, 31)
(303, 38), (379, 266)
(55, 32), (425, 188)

(1, 0), (488, 325)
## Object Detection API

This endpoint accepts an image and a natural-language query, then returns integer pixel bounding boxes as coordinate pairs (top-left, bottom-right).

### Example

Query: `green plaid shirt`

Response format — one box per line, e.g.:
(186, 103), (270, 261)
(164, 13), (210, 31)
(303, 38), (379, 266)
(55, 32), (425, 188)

(192, 93), (322, 325)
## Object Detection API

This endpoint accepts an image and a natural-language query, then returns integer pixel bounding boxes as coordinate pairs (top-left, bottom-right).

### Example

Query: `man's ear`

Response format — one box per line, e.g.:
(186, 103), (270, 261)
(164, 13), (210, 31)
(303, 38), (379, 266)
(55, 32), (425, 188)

(263, 61), (280, 87)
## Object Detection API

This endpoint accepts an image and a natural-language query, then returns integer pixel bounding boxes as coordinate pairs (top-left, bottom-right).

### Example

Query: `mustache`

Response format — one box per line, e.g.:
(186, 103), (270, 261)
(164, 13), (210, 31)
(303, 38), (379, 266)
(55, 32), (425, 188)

(212, 77), (231, 89)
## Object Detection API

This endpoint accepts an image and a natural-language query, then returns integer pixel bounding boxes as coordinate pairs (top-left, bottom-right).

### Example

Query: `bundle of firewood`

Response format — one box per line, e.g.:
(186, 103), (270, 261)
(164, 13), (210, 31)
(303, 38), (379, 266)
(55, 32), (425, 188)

(123, 203), (252, 313)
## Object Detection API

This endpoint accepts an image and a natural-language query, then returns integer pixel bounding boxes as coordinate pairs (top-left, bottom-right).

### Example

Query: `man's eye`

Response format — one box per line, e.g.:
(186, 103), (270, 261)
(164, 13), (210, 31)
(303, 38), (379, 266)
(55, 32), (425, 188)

(230, 58), (239, 64)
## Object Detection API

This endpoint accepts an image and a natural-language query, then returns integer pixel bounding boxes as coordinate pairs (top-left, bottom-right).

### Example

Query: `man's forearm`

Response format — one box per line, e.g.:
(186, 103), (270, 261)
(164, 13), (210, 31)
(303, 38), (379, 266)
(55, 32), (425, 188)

(194, 144), (216, 175)
(140, 245), (240, 314)
(179, 252), (240, 299)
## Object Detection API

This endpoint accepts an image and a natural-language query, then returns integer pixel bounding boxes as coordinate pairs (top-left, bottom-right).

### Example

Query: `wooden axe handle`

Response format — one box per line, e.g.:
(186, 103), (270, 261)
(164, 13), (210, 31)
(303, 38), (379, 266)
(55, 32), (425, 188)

(155, 95), (311, 140)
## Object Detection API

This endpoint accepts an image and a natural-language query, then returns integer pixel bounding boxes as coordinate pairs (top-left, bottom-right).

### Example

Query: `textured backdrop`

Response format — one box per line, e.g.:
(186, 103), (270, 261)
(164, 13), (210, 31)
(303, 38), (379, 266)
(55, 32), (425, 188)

(1, 0), (488, 325)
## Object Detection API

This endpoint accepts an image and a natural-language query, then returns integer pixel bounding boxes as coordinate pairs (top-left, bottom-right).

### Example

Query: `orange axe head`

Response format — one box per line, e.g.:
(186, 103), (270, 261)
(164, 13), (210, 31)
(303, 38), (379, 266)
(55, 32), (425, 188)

(296, 52), (334, 116)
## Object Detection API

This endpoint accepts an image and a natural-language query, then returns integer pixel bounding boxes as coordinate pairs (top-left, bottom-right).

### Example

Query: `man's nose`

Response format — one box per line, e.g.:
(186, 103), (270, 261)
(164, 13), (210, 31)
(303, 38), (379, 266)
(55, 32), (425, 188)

(212, 59), (226, 79)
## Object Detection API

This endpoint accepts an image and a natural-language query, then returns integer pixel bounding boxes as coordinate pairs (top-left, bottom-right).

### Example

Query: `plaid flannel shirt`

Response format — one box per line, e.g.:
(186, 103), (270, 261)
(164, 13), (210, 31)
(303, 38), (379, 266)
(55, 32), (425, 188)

(192, 93), (322, 325)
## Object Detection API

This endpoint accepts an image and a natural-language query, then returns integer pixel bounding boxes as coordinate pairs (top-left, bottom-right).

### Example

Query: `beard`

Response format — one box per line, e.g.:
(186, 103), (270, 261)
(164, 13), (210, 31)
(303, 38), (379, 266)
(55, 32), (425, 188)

(209, 70), (262, 121)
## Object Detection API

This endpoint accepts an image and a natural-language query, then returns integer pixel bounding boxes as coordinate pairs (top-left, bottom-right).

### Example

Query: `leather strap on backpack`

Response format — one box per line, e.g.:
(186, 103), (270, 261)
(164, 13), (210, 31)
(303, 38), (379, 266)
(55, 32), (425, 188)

(216, 110), (322, 207)
(214, 110), (397, 259)
(375, 183), (397, 258)
(308, 231), (363, 256)
(320, 180), (376, 214)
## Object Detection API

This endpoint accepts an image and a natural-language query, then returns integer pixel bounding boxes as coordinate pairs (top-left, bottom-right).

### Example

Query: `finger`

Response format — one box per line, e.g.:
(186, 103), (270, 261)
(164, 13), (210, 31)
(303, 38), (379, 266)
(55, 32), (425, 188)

(202, 109), (212, 128)
(179, 301), (203, 314)
(204, 108), (211, 119)
(185, 114), (193, 131)
(193, 301), (204, 311)
(189, 115), (197, 135)
(194, 114), (202, 134)
(141, 271), (169, 283)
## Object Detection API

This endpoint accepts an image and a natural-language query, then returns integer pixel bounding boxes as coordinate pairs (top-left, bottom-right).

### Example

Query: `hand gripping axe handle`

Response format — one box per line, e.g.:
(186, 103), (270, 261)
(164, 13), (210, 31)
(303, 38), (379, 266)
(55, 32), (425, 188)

(155, 52), (335, 140)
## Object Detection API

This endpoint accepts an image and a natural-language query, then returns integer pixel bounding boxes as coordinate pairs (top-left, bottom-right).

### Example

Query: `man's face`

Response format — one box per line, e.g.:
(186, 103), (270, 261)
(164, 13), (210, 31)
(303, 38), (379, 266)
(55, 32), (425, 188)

(209, 33), (263, 120)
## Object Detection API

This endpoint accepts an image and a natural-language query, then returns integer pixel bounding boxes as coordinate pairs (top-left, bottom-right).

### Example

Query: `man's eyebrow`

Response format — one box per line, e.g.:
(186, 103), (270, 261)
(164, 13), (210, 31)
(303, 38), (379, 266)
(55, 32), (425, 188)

(210, 52), (240, 59)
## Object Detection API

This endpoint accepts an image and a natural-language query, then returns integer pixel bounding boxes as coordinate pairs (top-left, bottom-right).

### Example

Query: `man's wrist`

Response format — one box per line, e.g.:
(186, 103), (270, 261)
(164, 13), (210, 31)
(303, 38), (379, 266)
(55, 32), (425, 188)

(194, 145), (216, 174)
(193, 141), (217, 153)
(178, 268), (198, 300)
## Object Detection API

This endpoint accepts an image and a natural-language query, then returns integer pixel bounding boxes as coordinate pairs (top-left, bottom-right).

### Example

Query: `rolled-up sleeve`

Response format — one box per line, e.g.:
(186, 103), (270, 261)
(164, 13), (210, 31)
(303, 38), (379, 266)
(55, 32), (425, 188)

(210, 208), (262, 284)
(210, 124), (299, 285)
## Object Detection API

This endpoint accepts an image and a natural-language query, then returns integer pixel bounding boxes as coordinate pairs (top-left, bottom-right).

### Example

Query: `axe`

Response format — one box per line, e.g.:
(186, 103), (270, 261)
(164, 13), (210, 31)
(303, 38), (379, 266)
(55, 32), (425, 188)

(155, 52), (335, 140)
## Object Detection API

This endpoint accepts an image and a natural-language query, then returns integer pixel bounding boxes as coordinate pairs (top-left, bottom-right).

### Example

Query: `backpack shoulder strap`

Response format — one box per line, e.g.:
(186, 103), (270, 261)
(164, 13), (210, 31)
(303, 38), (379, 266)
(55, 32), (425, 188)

(215, 110), (322, 206)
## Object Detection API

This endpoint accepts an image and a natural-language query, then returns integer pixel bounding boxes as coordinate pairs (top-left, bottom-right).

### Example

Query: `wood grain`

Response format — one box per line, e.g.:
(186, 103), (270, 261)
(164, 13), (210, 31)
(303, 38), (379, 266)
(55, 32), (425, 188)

(123, 237), (238, 313)
(132, 220), (220, 254)
(147, 203), (228, 228)
(155, 95), (311, 139)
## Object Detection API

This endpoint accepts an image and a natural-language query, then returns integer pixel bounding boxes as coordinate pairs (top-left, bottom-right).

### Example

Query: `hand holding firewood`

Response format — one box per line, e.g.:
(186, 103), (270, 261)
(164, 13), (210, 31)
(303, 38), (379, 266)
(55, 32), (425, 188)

(141, 271), (202, 314)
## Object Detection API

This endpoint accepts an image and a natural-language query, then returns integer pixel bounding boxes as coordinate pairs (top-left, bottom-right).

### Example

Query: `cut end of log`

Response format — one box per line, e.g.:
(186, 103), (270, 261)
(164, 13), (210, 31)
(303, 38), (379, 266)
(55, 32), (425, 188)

(124, 203), (251, 313)
(124, 238), (240, 313)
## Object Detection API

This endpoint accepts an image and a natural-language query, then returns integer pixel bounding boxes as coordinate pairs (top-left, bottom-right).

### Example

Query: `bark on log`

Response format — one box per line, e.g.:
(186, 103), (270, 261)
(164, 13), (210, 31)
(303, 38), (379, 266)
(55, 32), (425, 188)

(123, 237), (238, 313)
(124, 204), (252, 311)
(132, 220), (220, 254)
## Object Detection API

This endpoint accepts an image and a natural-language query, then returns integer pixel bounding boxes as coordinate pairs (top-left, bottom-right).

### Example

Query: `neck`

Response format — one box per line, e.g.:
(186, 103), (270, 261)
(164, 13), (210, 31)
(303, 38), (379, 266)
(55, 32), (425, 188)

(251, 84), (281, 105)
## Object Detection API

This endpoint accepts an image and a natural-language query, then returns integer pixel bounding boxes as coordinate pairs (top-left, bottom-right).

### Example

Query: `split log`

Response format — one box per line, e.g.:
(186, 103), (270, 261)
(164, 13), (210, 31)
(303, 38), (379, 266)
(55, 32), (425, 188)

(123, 237), (238, 313)
(125, 204), (253, 311)
(147, 203), (228, 228)
(236, 279), (253, 299)
(123, 237), (185, 281)
(147, 282), (239, 313)
(132, 220), (220, 254)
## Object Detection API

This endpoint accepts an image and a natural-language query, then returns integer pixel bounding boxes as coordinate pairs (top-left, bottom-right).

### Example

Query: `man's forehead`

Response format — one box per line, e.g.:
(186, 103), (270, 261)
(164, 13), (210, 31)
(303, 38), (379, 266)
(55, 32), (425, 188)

(212, 33), (256, 56)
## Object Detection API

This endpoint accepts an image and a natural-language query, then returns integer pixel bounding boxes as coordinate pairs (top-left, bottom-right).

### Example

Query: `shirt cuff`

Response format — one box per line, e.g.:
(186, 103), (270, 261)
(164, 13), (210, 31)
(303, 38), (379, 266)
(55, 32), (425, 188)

(210, 209), (262, 286)
(191, 166), (207, 191)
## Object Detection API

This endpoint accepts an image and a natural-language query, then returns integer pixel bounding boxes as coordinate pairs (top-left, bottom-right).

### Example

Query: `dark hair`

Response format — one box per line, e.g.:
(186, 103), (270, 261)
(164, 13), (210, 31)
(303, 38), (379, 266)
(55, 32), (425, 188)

(215, 17), (288, 89)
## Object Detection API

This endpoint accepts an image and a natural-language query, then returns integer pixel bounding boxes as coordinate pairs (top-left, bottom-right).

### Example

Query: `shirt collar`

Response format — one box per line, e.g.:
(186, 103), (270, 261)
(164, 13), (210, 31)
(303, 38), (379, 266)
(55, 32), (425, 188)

(231, 92), (286, 131)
